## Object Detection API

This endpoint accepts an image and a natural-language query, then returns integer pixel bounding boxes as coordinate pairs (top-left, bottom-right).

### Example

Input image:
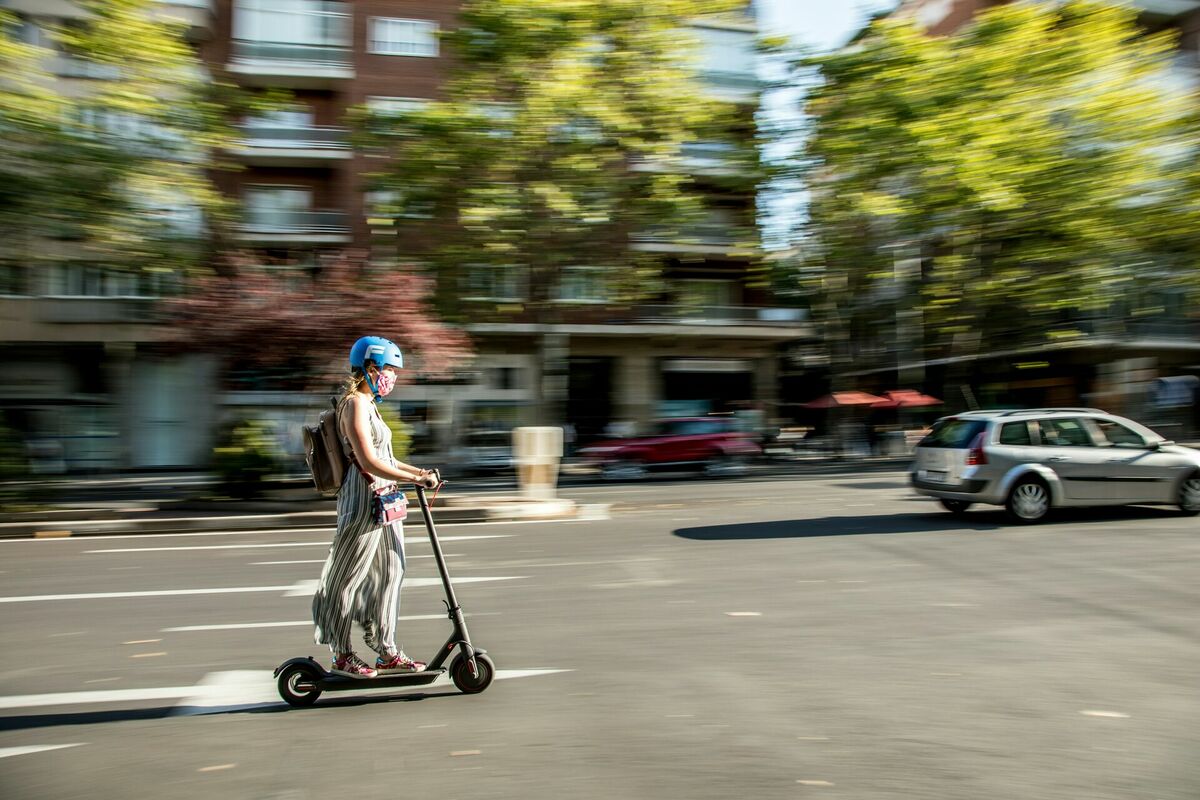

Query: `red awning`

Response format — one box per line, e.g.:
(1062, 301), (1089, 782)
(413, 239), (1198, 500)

(802, 391), (888, 409)
(870, 390), (942, 409)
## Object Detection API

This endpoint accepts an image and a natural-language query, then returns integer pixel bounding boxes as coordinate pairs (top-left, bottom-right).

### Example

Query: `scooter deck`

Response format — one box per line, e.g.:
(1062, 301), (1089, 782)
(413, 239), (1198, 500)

(318, 666), (447, 692)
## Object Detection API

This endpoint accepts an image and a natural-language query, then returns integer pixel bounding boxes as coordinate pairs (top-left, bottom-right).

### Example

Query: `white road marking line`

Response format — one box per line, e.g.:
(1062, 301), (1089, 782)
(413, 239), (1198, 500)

(162, 612), (498, 632)
(123, 639), (161, 645)
(197, 764), (237, 773)
(0, 687), (197, 709)
(0, 576), (526, 604)
(1081, 710), (1130, 718)
(929, 603), (976, 608)
(0, 744), (85, 759)
(130, 652), (167, 659)
(725, 611), (762, 617)
(0, 586), (296, 604)
(85, 535), (510, 554)
(175, 668), (573, 715)
(174, 670), (278, 716)
(250, 553), (454, 565)
(282, 576), (525, 597)
(796, 780), (835, 787)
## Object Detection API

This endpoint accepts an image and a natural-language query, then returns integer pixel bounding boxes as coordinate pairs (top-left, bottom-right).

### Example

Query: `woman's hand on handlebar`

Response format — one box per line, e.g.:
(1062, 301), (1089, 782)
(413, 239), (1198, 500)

(416, 468), (441, 489)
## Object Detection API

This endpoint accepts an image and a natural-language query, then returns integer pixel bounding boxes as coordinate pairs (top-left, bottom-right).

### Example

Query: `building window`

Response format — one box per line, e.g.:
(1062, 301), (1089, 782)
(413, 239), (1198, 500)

(244, 185), (312, 226)
(41, 264), (152, 298)
(369, 18), (438, 57)
(556, 267), (609, 304)
(674, 279), (737, 309)
(234, 0), (350, 47)
(366, 96), (431, 116)
(464, 264), (525, 302)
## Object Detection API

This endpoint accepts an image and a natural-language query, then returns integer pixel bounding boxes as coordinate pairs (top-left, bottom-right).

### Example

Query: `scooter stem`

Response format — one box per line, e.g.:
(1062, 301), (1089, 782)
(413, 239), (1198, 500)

(415, 483), (478, 676)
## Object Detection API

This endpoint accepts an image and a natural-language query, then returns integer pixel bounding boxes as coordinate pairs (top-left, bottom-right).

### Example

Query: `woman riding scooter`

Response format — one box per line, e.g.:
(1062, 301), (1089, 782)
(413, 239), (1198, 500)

(311, 336), (440, 678)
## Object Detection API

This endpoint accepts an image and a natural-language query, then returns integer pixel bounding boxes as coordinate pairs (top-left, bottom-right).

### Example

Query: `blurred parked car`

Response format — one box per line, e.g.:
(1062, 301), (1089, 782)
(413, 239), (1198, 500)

(910, 408), (1200, 523)
(578, 417), (761, 480)
(451, 430), (514, 476)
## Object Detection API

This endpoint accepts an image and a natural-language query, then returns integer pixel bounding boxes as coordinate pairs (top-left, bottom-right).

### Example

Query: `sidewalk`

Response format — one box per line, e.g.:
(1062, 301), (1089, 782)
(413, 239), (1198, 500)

(0, 457), (916, 540)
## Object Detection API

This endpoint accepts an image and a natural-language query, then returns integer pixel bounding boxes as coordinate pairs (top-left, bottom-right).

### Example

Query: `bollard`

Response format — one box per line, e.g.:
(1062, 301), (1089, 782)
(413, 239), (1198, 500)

(513, 427), (564, 500)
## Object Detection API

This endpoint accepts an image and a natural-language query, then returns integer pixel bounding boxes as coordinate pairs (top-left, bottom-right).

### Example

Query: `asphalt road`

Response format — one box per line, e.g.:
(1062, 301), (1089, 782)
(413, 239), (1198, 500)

(1, 472), (1197, 800)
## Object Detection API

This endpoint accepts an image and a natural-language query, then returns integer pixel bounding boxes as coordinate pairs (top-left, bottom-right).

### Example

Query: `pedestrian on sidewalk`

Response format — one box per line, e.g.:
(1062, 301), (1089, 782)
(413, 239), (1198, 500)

(312, 336), (440, 679)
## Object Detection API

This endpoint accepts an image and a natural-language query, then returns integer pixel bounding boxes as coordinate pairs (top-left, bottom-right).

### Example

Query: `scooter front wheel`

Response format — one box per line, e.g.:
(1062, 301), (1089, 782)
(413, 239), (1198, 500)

(450, 653), (495, 694)
(278, 663), (323, 707)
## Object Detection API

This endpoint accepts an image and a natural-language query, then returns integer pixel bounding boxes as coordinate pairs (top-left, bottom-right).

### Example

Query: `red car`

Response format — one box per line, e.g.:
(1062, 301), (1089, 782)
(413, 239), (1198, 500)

(578, 417), (761, 480)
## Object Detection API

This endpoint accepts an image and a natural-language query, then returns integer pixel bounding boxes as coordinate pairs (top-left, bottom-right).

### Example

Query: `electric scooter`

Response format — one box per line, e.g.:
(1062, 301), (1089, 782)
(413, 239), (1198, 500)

(274, 472), (495, 707)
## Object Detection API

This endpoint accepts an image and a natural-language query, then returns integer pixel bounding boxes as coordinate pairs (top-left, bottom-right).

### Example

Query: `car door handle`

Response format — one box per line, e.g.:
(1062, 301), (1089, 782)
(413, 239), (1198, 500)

(1045, 456), (1069, 462)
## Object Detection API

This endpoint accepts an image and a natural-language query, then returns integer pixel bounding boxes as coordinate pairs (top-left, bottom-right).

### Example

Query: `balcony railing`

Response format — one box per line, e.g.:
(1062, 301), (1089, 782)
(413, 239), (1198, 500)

(1132, 1), (1200, 18)
(633, 305), (807, 326)
(632, 222), (756, 247)
(237, 124), (350, 150)
(50, 56), (120, 80)
(231, 40), (351, 67)
(241, 209), (350, 234)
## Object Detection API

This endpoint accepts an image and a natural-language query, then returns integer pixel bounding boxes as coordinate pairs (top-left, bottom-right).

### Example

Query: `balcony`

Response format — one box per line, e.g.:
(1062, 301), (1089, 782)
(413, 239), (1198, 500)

(236, 209), (351, 244)
(632, 141), (755, 178)
(228, 1), (353, 87)
(633, 305), (806, 326)
(692, 24), (759, 103)
(631, 220), (759, 257)
(1132, 1), (1200, 18)
(232, 123), (351, 166)
(153, 0), (216, 41)
(48, 55), (120, 80)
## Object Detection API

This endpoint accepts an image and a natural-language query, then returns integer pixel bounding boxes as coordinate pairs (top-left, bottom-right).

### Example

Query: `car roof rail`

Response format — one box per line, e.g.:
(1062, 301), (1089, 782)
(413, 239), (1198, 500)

(995, 407), (1107, 417)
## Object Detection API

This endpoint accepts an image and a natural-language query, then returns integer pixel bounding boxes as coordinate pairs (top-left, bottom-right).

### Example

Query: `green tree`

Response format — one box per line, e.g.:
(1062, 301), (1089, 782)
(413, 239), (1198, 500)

(0, 0), (269, 290)
(790, 1), (1200, 384)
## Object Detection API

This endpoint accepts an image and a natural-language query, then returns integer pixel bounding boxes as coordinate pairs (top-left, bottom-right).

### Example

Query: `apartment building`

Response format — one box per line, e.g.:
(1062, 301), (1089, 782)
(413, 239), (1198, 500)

(205, 0), (811, 452)
(0, 0), (811, 472)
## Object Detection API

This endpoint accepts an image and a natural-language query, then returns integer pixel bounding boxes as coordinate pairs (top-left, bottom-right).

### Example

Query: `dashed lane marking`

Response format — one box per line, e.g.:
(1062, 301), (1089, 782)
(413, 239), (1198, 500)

(0, 744), (86, 759)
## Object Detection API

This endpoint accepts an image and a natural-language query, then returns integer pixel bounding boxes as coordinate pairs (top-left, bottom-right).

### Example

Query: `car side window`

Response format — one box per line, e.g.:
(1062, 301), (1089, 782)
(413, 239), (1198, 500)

(1038, 418), (1095, 447)
(1094, 419), (1147, 449)
(999, 421), (1032, 446)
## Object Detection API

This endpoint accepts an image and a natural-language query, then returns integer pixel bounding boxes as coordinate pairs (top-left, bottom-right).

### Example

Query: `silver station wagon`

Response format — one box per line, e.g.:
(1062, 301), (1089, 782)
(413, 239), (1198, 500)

(910, 408), (1200, 523)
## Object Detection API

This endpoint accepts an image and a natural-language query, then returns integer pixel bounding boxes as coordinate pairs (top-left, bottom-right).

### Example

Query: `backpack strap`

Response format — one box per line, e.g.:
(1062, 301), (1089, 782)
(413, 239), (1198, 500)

(337, 394), (375, 482)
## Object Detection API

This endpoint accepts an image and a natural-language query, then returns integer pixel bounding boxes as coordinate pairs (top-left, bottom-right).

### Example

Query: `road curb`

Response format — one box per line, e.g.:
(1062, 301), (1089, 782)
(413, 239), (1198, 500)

(0, 499), (602, 540)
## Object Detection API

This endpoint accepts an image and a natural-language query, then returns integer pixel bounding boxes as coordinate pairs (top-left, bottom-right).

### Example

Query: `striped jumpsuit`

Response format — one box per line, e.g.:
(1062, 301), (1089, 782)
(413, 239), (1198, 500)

(311, 397), (407, 656)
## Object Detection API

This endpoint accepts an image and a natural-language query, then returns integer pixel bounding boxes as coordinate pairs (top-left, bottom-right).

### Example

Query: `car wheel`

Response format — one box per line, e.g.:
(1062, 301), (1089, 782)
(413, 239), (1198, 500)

(703, 452), (748, 478)
(938, 498), (972, 515)
(1006, 476), (1050, 524)
(602, 459), (646, 481)
(1178, 472), (1200, 516)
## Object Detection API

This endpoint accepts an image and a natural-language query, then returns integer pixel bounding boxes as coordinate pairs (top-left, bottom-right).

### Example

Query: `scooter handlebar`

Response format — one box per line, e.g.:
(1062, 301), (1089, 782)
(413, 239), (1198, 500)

(419, 468), (443, 490)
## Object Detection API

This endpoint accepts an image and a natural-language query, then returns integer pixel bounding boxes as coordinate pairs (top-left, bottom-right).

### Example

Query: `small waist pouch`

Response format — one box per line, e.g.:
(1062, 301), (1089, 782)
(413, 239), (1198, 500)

(372, 486), (408, 525)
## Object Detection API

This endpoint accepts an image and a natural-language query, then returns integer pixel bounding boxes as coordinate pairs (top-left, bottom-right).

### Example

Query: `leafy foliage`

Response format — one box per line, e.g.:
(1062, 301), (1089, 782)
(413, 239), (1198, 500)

(0, 0), (273, 285)
(166, 252), (473, 390)
(356, 0), (753, 318)
(791, 1), (1200, 368)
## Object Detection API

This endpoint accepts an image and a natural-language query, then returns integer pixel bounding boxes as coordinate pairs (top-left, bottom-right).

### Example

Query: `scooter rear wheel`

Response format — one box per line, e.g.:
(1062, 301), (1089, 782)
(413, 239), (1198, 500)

(450, 653), (495, 694)
(278, 663), (323, 707)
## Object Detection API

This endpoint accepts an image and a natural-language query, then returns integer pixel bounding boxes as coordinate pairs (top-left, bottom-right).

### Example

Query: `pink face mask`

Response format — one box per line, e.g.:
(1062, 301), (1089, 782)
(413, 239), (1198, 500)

(375, 371), (396, 398)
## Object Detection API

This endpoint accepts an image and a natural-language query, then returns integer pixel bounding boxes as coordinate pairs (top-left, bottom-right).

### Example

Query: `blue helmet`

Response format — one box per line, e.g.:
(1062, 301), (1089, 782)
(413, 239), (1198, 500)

(349, 336), (403, 403)
(349, 336), (403, 372)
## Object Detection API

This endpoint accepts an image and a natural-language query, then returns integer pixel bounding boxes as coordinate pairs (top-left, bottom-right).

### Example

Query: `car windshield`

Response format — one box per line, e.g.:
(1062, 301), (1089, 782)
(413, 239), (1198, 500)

(650, 419), (731, 436)
(919, 418), (987, 449)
